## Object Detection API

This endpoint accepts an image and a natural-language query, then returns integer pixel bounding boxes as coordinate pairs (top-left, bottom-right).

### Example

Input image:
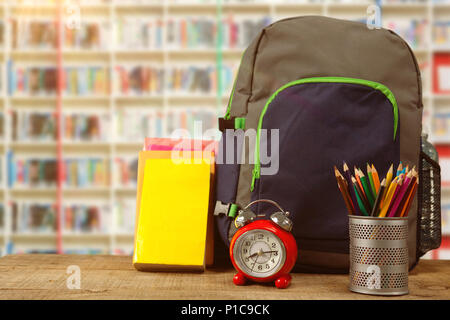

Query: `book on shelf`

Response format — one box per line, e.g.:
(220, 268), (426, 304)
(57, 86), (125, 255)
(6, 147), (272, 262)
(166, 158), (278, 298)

(115, 108), (164, 141)
(114, 65), (164, 96)
(165, 16), (272, 50)
(12, 111), (56, 141)
(63, 66), (110, 96)
(11, 110), (110, 142)
(166, 108), (217, 136)
(433, 20), (450, 48)
(8, 63), (110, 96)
(8, 63), (58, 96)
(10, 201), (110, 235)
(11, 19), (57, 50)
(442, 202), (450, 235)
(0, 113), (4, 140)
(432, 112), (450, 139)
(64, 21), (111, 50)
(116, 17), (163, 50)
(166, 64), (235, 95)
(12, 14), (109, 50)
(167, 65), (216, 95)
(114, 157), (138, 187)
(221, 16), (272, 49)
(7, 154), (110, 188)
(385, 19), (428, 49)
(64, 158), (110, 188)
(63, 203), (110, 233)
(63, 112), (110, 142)
(0, 21), (4, 48)
(7, 155), (58, 188)
(12, 202), (56, 234)
(114, 198), (136, 234)
(0, 204), (4, 233)
(166, 17), (215, 50)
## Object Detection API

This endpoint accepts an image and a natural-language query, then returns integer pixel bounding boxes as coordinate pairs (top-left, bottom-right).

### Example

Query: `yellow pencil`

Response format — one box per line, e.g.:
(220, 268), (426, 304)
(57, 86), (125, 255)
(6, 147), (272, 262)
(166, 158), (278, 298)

(378, 176), (399, 217)
(380, 164), (393, 207)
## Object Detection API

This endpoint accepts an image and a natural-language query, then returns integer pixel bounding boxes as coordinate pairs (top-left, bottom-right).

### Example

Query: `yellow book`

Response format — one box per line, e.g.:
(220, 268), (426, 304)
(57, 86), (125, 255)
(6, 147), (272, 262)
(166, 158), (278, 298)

(133, 151), (214, 271)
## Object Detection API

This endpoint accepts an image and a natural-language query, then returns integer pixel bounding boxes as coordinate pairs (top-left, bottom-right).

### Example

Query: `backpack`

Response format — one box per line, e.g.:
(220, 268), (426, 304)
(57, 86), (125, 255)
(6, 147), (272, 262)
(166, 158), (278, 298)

(213, 16), (441, 273)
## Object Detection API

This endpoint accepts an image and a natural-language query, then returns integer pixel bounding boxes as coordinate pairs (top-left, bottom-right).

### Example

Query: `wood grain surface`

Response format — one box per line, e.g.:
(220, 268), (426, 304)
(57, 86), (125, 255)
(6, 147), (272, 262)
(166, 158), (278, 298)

(0, 254), (448, 300)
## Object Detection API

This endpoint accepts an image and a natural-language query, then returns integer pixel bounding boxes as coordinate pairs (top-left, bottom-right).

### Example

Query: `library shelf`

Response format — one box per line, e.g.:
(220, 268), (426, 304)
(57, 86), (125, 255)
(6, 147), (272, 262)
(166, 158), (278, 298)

(0, 0), (448, 256)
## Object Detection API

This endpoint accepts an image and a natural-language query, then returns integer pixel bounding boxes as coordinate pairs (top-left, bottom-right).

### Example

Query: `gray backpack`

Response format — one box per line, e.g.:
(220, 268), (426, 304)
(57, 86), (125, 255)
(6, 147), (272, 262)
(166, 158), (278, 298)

(214, 16), (441, 273)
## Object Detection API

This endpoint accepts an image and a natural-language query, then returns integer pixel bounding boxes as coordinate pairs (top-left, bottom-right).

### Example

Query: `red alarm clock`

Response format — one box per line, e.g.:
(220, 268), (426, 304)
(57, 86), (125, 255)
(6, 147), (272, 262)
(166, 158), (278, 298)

(229, 199), (298, 289)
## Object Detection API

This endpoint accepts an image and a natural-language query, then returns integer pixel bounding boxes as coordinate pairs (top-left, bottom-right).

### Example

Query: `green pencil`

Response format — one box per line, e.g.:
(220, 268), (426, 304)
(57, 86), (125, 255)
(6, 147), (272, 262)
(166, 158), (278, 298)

(352, 176), (369, 216)
(358, 169), (375, 207)
(367, 163), (377, 198)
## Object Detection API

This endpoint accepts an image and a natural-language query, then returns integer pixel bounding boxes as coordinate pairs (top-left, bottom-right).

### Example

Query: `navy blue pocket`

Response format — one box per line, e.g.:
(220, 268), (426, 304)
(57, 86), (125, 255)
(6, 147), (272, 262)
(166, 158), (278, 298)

(251, 78), (400, 255)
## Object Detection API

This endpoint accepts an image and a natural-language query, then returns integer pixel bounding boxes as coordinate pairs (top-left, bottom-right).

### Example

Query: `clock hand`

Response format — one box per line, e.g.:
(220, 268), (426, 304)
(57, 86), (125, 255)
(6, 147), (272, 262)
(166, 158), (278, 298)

(250, 254), (260, 273)
(247, 250), (278, 260)
(248, 252), (259, 259)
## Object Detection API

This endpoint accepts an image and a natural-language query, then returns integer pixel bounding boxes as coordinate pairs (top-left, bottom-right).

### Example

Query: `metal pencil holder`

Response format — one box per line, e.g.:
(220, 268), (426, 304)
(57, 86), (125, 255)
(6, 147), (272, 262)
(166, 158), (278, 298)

(348, 215), (409, 296)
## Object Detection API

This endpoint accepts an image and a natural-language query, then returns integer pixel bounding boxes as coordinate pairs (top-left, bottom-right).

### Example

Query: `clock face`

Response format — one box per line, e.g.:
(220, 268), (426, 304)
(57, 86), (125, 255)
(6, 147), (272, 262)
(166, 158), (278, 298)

(232, 229), (286, 278)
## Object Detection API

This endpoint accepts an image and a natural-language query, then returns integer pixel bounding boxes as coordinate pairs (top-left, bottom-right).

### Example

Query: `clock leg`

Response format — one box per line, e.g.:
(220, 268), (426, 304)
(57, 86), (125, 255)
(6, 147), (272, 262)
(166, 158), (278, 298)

(233, 272), (247, 286)
(275, 274), (292, 289)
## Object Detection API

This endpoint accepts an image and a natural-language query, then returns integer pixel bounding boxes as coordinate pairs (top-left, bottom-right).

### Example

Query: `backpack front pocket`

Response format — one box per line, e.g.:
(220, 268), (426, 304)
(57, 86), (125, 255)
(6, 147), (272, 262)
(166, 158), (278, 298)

(251, 77), (400, 255)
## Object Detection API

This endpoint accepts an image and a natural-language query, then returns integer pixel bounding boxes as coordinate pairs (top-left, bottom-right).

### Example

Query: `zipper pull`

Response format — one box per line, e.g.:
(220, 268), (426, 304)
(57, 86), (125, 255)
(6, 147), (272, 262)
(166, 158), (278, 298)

(251, 165), (260, 192)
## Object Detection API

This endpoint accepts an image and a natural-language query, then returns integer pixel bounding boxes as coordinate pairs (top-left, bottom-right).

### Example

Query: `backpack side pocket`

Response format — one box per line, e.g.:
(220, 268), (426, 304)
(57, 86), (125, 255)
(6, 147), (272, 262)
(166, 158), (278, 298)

(417, 151), (442, 257)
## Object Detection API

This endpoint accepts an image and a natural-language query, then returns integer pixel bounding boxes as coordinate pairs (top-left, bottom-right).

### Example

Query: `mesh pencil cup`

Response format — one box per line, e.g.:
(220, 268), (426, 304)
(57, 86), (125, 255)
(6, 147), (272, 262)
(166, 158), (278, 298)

(348, 215), (409, 296)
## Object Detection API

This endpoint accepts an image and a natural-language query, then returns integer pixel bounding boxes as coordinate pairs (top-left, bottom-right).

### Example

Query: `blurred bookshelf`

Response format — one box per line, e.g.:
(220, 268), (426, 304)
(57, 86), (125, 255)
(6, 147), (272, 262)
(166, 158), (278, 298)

(0, 0), (448, 257)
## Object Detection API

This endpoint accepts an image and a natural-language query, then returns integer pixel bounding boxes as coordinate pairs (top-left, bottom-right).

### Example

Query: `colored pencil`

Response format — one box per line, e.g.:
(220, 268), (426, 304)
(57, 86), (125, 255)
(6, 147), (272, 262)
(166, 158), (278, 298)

(353, 174), (371, 212)
(367, 163), (377, 198)
(358, 169), (375, 207)
(371, 164), (380, 193)
(381, 164), (394, 207)
(334, 166), (354, 215)
(352, 176), (369, 216)
(396, 162), (403, 177)
(387, 171), (413, 217)
(343, 162), (361, 215)
(354, 166), (364, 195)
(378, 176), (399, 217)
(386, 175), (404, 214)
(371, 178), (386, 217)
(334, 161), (419, 218)
(338, 168), (355, 213)
(400, 180), (418, 217)
(396, 174), (417, 217)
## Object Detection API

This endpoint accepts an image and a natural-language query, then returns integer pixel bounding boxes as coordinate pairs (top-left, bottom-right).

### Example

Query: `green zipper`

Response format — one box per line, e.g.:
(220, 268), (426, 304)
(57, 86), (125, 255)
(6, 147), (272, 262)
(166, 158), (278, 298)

(251, 76), (399, 191)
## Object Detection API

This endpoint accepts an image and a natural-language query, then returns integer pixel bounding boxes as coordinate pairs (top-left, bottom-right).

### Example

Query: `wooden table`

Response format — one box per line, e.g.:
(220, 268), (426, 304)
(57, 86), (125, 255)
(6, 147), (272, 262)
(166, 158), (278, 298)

(0, 254), (448, 300)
